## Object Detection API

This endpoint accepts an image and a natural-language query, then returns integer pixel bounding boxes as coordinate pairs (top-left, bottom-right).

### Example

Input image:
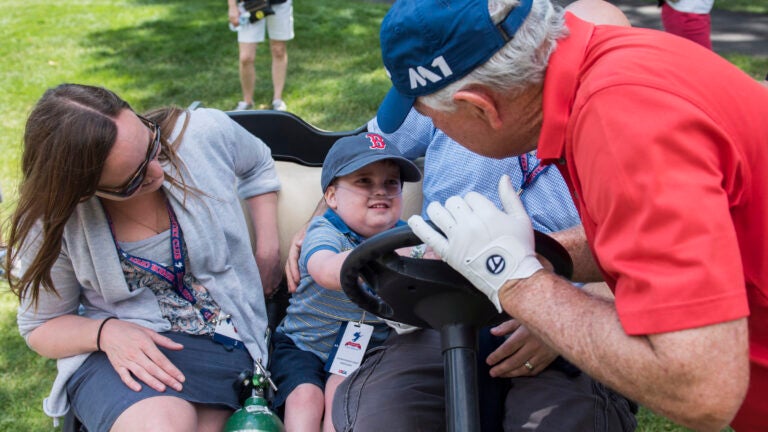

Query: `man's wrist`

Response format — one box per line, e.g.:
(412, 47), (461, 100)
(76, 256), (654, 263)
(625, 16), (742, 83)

(498, 268), (549, 312)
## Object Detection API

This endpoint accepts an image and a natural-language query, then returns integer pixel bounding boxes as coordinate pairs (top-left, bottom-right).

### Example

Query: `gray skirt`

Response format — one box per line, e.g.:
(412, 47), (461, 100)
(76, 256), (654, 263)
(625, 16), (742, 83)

(66, 331), (252, 432)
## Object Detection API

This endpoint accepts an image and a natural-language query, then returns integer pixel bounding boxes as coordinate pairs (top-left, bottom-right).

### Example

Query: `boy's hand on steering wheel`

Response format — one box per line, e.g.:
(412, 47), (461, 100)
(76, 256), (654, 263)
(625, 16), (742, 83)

(408, 175), (542, 312)
(99, 319), (186, 393)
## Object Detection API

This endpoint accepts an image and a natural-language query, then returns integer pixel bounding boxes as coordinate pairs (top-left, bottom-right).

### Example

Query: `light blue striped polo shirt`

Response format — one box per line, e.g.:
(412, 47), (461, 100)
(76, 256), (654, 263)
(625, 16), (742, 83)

(369, 109), (581, 234)
(278, 209), (395, 362)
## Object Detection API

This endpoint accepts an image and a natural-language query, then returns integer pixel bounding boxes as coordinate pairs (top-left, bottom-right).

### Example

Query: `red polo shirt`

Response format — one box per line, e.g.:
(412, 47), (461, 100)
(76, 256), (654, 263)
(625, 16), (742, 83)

(537, 14), (768, 430)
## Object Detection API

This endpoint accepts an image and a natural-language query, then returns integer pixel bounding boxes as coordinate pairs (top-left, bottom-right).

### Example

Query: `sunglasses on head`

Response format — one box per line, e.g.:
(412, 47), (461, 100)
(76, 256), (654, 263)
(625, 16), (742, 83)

(96, 114), (161, 198)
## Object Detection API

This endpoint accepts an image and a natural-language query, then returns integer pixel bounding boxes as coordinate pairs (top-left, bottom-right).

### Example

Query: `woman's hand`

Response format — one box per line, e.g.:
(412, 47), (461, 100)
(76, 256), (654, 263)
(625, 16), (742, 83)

(99, 319), (186, 392)
(485, 318), (558, 378)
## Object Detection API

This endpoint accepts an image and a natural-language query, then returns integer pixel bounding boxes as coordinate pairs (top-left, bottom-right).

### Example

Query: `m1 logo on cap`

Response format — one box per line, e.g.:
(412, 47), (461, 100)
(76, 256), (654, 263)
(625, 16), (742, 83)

(409, 56), (453, 90)
(366, 133), (387, 149)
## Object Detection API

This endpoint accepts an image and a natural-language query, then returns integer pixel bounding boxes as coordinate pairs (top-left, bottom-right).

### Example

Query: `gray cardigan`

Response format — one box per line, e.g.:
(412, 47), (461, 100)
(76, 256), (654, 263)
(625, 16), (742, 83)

(17, 108), (281, 418)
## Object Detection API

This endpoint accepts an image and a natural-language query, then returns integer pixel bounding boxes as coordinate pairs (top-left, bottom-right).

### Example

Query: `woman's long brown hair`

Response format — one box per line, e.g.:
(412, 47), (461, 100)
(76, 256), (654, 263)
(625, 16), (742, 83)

(4, 83), (193, 306)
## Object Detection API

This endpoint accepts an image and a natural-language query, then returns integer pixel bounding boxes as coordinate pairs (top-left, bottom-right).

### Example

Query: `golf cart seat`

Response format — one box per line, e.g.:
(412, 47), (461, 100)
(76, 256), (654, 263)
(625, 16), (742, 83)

(226, 110), (426, 275)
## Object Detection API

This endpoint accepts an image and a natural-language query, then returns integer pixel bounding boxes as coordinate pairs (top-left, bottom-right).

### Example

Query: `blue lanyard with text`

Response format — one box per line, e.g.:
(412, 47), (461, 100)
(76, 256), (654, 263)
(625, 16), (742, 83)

(517, 152), (551, 195)
(105, 202), (215, 322)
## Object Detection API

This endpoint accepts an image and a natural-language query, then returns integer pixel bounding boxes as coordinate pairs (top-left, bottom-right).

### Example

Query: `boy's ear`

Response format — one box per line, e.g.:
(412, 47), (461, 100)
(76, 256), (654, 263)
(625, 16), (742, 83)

(324, 186), (337, 209)
(453, 87), (503, 130)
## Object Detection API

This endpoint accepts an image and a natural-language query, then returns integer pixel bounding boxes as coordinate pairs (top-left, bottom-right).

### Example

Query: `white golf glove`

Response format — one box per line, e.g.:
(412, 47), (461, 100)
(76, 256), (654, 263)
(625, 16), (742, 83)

(407, 175), (542, 312)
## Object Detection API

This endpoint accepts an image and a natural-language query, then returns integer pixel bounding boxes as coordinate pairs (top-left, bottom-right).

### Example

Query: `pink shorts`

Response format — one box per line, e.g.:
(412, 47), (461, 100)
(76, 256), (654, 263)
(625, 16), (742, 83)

(661, 3), (712, 50)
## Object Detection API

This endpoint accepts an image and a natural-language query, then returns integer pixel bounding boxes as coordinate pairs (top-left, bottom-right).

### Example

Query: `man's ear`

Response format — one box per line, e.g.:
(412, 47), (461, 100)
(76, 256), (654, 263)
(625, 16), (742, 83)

(453, 87), (504, 130)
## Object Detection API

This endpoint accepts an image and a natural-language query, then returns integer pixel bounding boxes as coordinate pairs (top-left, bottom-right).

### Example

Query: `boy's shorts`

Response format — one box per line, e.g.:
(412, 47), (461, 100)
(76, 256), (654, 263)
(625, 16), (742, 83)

(269, 329), (330, 408)
(238, 0), (294, 43)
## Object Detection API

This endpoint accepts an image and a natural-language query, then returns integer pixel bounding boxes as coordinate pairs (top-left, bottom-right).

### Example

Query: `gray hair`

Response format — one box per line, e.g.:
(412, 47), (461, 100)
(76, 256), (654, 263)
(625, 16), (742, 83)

(420, 0), (567, 111)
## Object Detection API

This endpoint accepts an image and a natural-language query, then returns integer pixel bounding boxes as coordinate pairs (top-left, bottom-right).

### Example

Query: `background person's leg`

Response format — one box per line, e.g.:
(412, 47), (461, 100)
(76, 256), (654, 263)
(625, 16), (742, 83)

(661, 3), (712, 49)
(269, 40), (288, 109)
(238, 42), (258, 107)
(235, 18), (266, 109)
(265, 0), (293, 110)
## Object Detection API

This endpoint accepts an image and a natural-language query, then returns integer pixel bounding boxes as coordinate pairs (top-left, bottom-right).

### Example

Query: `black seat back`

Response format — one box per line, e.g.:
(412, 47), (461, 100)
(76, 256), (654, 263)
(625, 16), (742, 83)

(227, 110), (366, 166)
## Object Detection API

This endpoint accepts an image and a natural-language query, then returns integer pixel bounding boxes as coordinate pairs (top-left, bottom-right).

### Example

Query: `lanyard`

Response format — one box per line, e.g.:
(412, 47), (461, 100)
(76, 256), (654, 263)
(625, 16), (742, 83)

(105, 202), (215, 322)
(517, 152), (551, 194)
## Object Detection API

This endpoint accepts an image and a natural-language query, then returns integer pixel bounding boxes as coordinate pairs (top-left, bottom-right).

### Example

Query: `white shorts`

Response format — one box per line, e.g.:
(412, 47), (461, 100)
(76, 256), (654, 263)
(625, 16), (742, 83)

(237, 0), (294, 43)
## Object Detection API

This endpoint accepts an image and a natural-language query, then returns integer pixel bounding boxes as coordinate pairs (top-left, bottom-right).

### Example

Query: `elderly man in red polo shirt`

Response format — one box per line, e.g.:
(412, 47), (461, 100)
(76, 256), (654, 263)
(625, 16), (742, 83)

(376, 0), (768, 430)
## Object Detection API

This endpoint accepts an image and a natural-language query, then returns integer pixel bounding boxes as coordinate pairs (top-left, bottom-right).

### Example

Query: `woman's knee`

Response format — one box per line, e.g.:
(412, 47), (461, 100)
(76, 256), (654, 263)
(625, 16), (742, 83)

(111, 396), (197, 432)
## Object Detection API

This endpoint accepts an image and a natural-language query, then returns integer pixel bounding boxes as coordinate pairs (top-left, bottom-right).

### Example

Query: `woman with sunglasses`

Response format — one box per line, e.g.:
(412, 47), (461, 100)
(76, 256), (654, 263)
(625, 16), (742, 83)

(4, 83), (281, 431)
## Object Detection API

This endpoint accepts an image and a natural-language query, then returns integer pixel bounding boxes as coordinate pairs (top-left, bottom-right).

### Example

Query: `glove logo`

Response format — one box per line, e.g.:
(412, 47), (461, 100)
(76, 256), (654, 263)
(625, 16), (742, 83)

(486, 255), (506, 275)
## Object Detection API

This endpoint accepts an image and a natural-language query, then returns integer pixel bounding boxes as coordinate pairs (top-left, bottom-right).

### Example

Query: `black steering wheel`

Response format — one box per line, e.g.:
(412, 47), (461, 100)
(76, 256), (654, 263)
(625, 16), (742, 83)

(340, 224), (573, 330)
(339, 224), (573, 432)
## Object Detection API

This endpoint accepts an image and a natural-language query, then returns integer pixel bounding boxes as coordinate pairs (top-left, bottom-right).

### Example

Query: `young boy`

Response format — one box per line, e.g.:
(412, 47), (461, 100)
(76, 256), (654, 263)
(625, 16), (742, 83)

(270, 132), (422, 431)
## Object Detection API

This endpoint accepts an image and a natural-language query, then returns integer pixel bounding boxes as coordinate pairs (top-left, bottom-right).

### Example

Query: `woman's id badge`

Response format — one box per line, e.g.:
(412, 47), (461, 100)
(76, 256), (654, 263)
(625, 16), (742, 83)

(213, 314), (245, 351)
(324, 321), (373, 377)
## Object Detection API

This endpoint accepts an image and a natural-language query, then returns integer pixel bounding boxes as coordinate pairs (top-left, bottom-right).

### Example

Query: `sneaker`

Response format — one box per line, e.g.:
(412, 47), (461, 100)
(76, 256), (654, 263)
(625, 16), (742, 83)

(271, 99), (287, 111)
(234, 101), (253, 111)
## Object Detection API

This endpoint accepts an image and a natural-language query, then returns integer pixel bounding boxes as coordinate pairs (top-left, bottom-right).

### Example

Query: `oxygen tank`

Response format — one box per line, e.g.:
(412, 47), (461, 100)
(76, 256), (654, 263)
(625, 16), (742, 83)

(224, 359), (285, 432)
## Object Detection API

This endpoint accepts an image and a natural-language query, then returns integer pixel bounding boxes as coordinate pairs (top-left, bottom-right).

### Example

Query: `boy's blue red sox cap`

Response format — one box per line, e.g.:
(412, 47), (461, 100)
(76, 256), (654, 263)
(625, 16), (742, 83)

(377, 0), (533, 134)
(321, 132), (422, 192)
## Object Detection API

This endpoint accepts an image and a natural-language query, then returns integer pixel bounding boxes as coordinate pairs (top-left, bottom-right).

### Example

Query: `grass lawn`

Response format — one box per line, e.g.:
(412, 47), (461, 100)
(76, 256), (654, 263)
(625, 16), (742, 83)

(0, 0), (765, 430)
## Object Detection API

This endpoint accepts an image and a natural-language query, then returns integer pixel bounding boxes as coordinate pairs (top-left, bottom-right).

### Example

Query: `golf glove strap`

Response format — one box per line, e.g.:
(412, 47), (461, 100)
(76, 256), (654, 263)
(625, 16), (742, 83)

(408, 175), (542, 312)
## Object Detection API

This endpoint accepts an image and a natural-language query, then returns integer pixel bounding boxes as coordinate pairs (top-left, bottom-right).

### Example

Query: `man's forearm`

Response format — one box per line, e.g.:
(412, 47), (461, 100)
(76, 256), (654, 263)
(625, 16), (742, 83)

(498, 271), (749, 431)
(549, 225), (602, 282)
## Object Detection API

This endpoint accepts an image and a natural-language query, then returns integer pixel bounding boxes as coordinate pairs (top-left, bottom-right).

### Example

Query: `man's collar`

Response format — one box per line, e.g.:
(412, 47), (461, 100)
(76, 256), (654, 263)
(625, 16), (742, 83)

(537, 13), (594, 164)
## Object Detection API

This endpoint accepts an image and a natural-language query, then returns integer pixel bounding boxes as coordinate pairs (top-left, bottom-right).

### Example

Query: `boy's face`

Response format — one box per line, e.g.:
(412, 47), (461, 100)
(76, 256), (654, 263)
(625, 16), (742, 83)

(325, 160), (404, 238)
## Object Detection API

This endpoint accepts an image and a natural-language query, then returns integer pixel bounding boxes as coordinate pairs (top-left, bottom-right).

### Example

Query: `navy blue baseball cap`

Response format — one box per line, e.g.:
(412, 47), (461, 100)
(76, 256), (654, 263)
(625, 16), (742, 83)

(321, 132), (422, 192)
(377, 0), (533, 133)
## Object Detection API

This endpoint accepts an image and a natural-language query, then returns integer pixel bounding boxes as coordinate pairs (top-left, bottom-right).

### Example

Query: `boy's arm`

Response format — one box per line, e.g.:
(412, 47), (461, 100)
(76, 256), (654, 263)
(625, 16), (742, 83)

(305, 249), (353, 291)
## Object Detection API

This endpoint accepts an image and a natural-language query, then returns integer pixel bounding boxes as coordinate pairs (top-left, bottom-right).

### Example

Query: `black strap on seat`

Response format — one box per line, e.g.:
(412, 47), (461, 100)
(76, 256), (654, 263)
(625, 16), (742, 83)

(227, 110), (367, 166)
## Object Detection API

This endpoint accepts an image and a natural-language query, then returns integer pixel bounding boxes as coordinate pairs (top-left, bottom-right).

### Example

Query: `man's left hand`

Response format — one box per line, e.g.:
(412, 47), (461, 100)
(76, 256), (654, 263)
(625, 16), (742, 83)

(408, 175), (542, 311)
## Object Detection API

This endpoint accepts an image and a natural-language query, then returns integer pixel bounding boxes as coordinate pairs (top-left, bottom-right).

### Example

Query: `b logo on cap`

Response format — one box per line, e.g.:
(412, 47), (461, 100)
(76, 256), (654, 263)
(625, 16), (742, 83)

(366, 133), (387, 149)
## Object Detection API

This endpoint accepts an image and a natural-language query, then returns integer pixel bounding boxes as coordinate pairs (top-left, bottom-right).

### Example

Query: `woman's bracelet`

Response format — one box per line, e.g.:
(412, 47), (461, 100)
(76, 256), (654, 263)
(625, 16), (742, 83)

(96, 317), (117, 352)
